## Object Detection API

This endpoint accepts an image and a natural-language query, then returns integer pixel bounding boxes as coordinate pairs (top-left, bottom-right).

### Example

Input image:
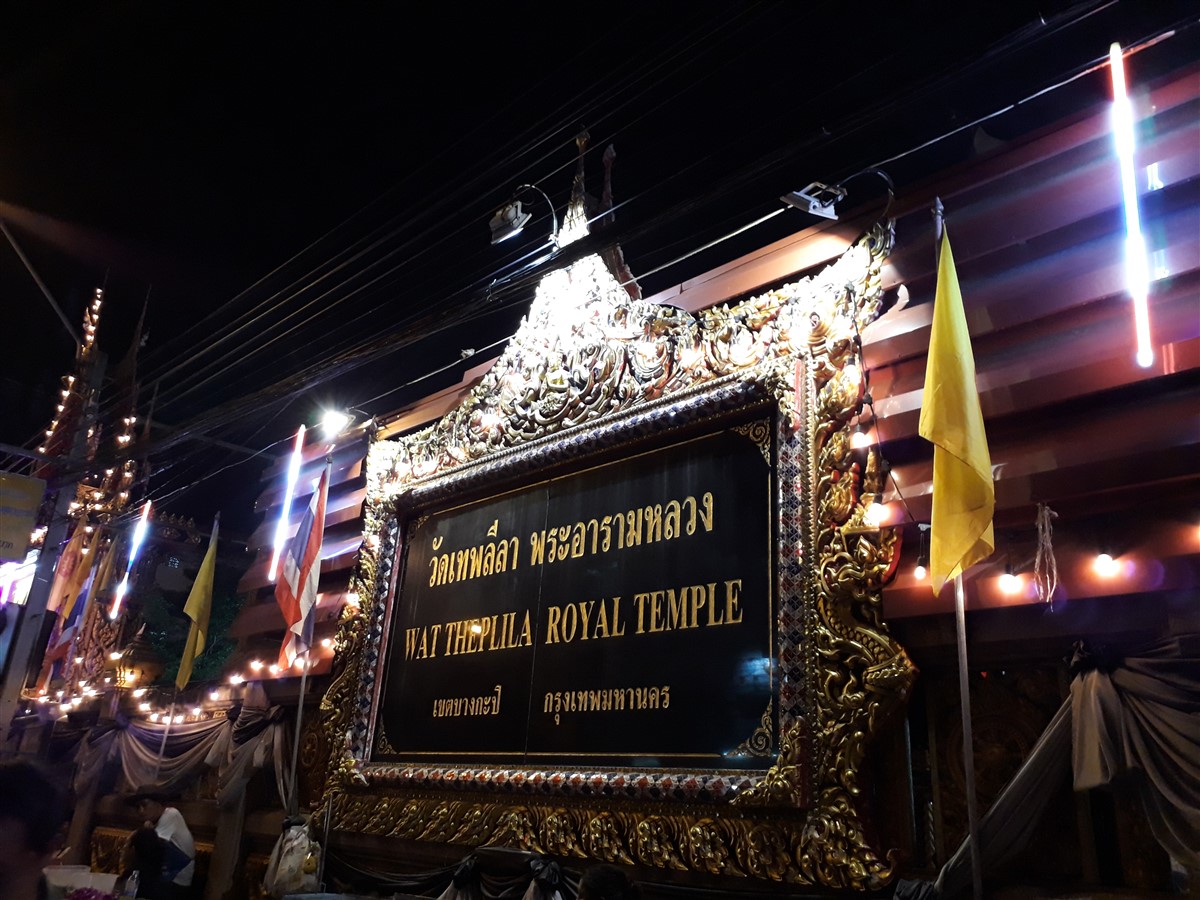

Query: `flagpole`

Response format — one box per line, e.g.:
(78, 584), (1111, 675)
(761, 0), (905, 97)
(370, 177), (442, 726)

(934, 198), (984, 900)
(286, 650), (311, 816)
(153, 687), (178, 781)
(277, 454), (332, 817)
(954, 574), (984, 900)
(318, 789), (333, 889)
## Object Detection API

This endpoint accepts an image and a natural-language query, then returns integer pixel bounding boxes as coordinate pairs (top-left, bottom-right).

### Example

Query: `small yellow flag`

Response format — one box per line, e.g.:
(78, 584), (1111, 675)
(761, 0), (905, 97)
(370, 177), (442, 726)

(94, 533), (122, 598)
(177, 515), (219, 690)
(918, 228), (995, 595)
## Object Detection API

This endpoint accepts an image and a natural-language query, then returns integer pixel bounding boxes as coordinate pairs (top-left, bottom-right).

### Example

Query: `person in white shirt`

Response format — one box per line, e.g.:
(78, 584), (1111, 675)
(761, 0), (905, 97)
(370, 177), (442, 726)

(127, 787), (195, 899)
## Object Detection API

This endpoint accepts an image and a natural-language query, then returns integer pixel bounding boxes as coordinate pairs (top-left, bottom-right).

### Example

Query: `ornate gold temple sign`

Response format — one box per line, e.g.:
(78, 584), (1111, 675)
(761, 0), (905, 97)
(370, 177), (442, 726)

(318, 217), (914, 890)
(375, 420), (775, 769)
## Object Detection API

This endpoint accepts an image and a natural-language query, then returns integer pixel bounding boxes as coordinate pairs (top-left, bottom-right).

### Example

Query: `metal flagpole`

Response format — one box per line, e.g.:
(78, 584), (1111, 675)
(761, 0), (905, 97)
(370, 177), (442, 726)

(286, 650), (311, 816)
(933, 197), (984, 900)
(317, 790), (334, 889)
(152, 688), (178, 780)
(955, 574), (984, 900)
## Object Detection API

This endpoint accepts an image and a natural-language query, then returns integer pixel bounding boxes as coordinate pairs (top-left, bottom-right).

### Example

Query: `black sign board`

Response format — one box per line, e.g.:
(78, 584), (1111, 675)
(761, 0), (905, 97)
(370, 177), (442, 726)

(373, 420), (775, 769)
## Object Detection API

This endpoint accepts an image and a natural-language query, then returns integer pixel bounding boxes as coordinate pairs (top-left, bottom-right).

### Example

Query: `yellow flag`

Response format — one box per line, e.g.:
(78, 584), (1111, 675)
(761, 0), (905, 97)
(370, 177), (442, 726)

(94, 533), (122, 598)
(177, 516), (219, 690)
(918, 228), (995, 594)
(60, 528), (102, 622)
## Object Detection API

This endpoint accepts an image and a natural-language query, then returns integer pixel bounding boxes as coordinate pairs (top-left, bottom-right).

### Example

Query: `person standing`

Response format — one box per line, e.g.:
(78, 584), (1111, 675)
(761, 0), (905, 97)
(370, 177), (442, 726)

(126, 787), (194, 900)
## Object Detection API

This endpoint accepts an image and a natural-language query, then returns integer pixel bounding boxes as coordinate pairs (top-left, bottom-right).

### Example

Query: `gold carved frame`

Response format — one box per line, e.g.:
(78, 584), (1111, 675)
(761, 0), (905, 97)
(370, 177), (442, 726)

(317, 217), (915, 890)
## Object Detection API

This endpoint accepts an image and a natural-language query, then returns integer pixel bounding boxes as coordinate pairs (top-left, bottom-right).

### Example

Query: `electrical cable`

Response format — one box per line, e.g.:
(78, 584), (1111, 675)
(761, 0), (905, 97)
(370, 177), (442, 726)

(72, 4), (1190, 434)
(76, 15), (1192, 500)
(100, 4), (835, 427)
(126, 5), (752, 398)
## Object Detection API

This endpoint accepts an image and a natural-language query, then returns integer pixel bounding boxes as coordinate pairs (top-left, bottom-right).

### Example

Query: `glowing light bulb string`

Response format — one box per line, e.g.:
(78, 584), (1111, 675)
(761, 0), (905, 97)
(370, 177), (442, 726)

(847, 305), (918, 530)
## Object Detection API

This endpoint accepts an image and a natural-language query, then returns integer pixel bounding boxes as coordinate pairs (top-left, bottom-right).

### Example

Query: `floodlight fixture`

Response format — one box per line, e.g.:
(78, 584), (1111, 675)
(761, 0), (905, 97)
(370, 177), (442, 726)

(490, 183), (558, 245)
(781, 181), (847, 220)
(321, 410), (352, 438)
(320, 406), (375, 442)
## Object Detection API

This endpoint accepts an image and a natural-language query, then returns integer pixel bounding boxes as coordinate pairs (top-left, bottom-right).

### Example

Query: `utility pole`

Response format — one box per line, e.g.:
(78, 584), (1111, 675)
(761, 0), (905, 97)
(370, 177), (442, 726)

(0, 351), (107, 746)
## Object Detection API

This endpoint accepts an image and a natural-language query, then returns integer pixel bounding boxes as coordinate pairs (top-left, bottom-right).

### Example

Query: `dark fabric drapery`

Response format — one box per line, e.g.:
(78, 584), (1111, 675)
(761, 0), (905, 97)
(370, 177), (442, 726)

(73, 683), (291, 807)
(895, 632), (1199, 898)
(322, 848), (579, 900)
(1071, 634), (1200, 869)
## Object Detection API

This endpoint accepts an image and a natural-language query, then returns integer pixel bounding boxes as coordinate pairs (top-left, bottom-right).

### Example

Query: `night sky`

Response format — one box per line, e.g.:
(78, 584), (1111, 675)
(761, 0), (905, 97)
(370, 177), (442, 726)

(1, 2), (1193, 536)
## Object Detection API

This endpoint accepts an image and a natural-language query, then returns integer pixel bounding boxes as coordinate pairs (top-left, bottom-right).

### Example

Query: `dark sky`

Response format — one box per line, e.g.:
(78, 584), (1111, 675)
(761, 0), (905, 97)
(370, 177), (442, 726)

(1, 1), (1194, 536)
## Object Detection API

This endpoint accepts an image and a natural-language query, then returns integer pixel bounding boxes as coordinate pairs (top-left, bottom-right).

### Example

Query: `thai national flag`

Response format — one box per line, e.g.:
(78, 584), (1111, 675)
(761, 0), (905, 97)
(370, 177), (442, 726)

(276, 461), (330, 668)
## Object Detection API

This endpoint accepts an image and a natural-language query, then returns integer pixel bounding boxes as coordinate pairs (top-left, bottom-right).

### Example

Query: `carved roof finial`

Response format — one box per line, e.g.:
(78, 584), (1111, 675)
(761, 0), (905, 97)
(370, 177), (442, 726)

(559, 128), (593, 247)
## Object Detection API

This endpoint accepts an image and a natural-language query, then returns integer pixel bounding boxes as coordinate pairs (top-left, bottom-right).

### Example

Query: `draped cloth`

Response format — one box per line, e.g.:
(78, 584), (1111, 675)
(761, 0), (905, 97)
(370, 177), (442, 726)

(327, 849), (571, 900)
(1070, 635), (1200, 869)
(895, 633), (1200, 898)
(74, 683), (291, 809)
(521, 858), (564, 900)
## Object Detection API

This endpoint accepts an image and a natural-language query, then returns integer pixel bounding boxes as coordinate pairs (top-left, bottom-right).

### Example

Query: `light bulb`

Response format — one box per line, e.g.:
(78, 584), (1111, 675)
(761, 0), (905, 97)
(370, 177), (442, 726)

(864, 501), (889, 527)
(1093, 552), (1120, 578)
